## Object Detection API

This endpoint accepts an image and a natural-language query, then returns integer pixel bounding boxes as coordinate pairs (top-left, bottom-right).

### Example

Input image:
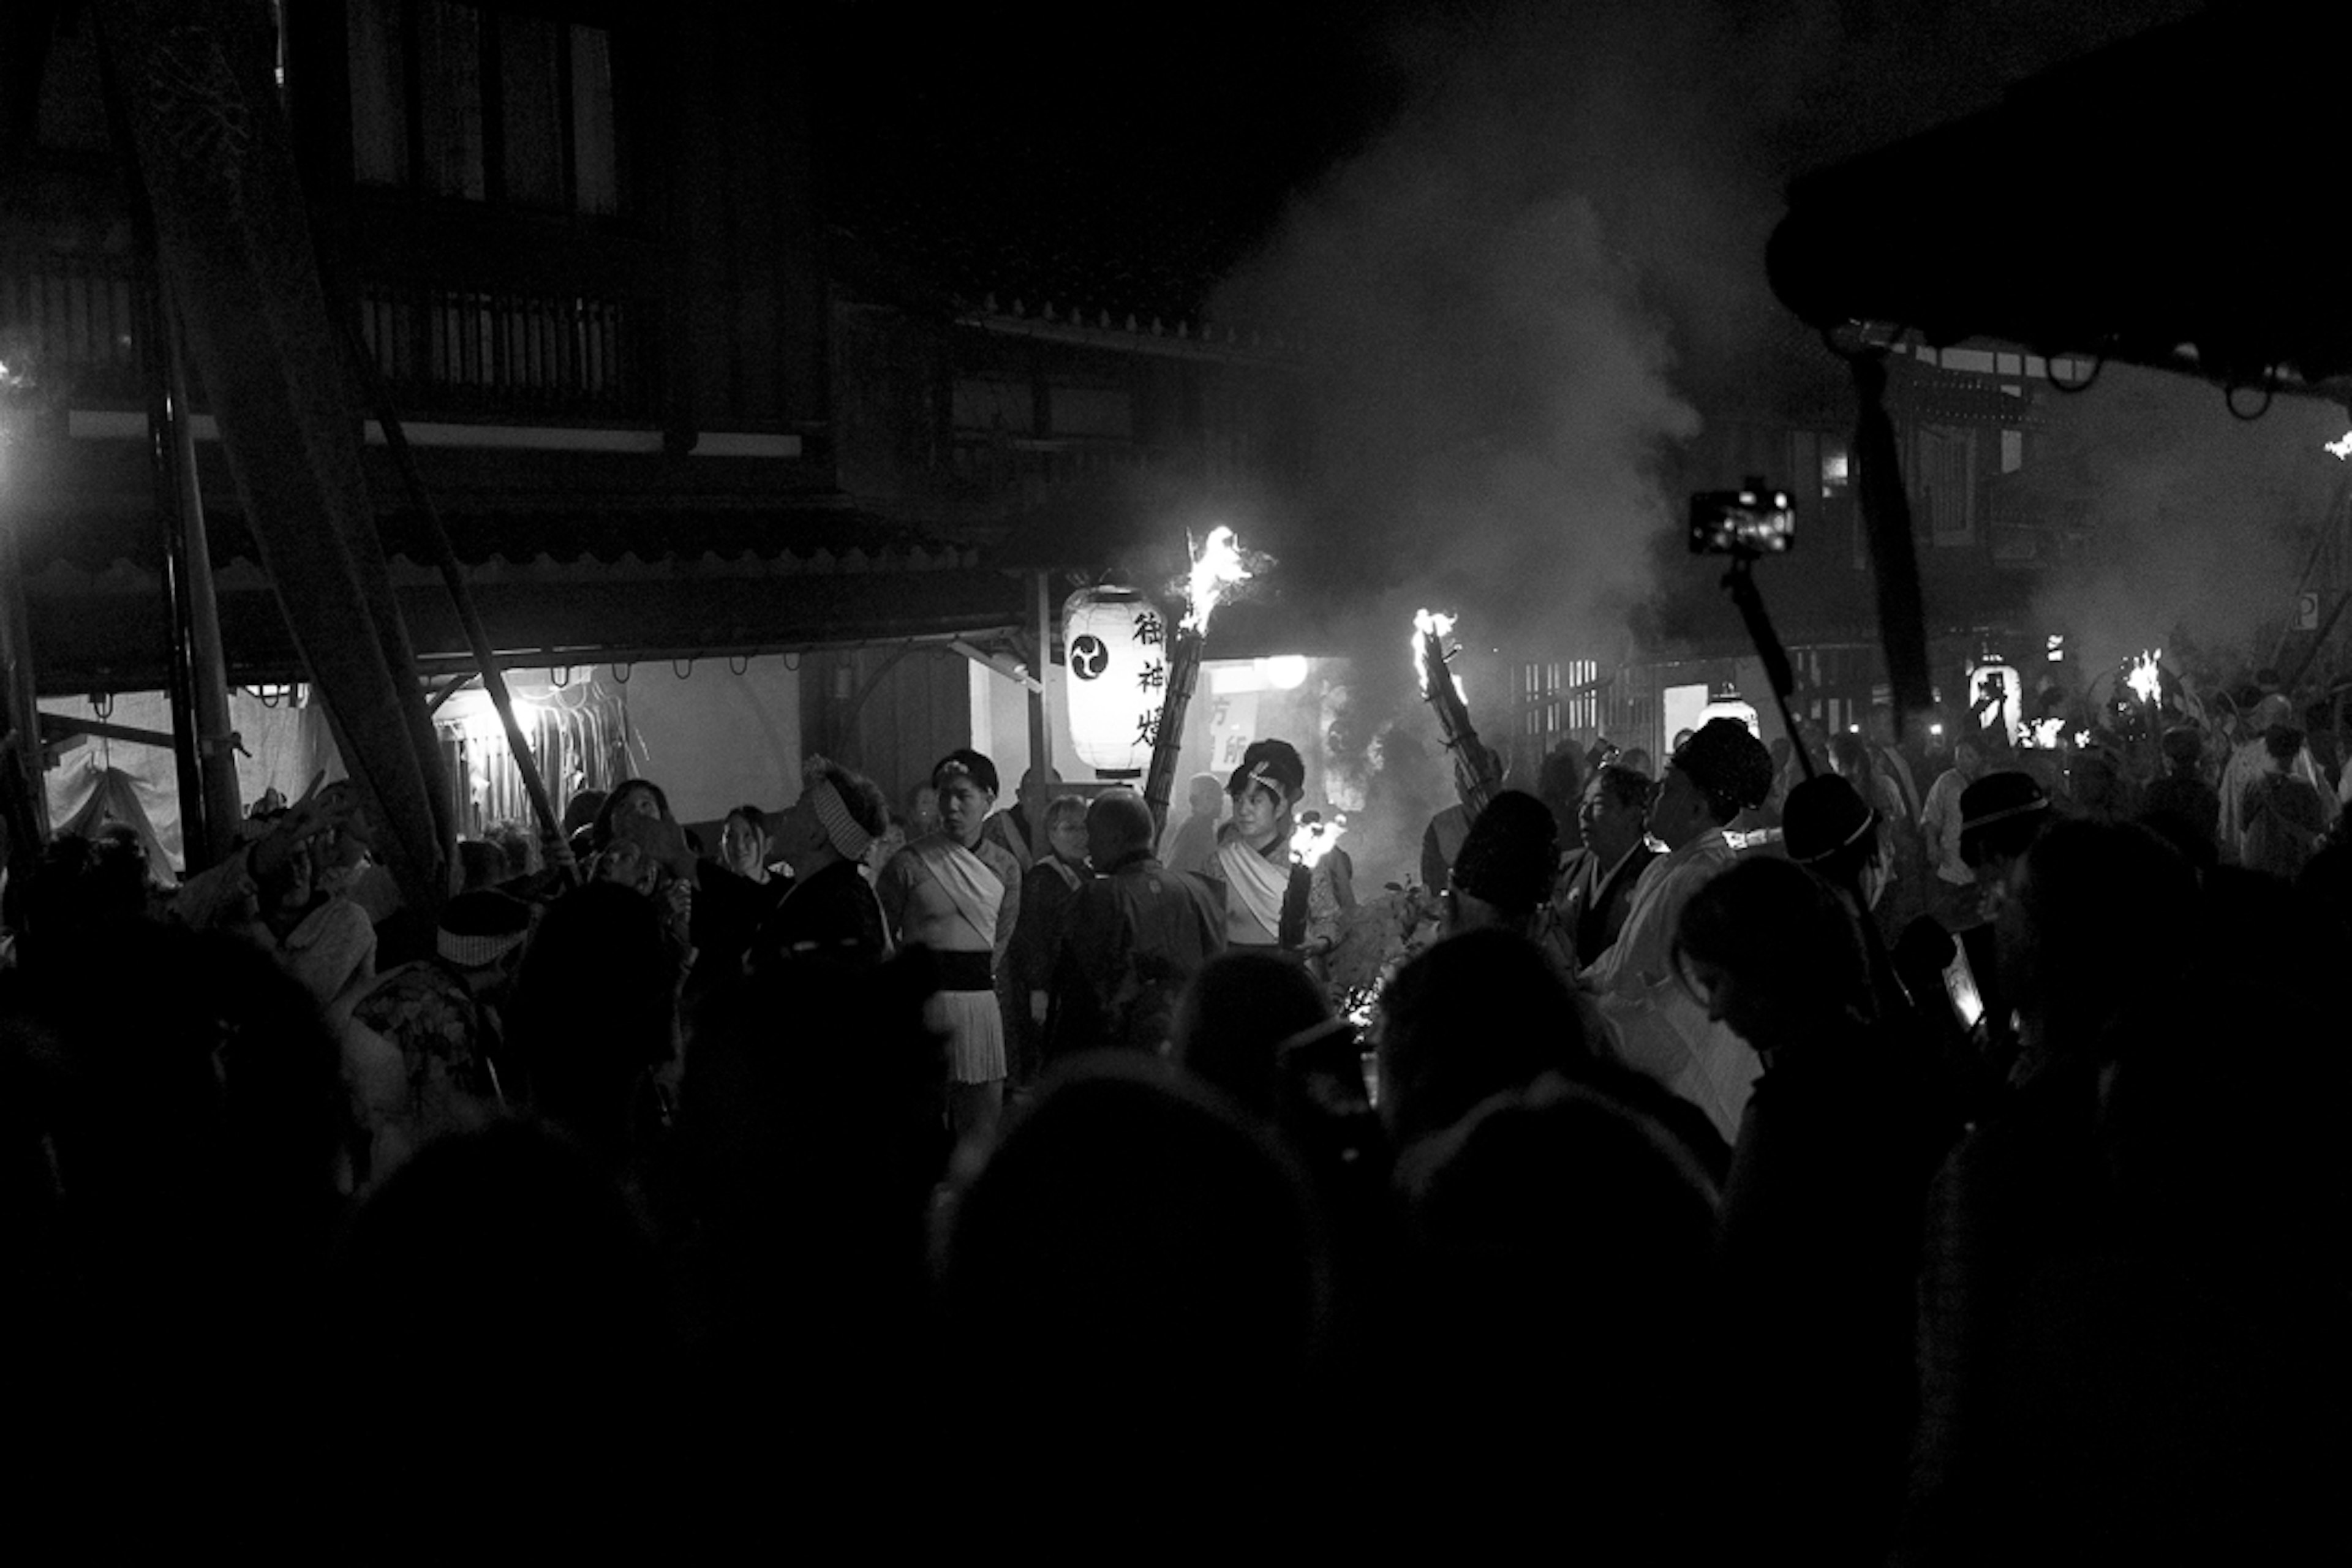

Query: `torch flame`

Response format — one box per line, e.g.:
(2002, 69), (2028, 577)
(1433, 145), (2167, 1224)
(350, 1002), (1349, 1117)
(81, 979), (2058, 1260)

(2125, 648), (2163, 707)
(1181, 526), (1251, 635)
(2328, 431), (2352, 460)
(1411, 608), (1461, 699)
(1291, 812), (1348, 869)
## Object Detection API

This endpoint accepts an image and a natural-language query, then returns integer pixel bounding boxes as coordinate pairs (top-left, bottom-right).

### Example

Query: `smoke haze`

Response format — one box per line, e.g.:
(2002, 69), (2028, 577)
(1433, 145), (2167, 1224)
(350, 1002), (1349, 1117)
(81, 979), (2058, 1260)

(2019, 365), (2344, 685)
(1197, 0), (2215, 880)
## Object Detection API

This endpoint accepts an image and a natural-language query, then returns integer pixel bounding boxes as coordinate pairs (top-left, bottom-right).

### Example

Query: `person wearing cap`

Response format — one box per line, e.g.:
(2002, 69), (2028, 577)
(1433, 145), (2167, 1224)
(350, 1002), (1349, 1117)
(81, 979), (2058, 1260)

(879, 748), (1022, 1139)
(2216, 692), (2336, 863)
(1204, 739), (1314, 954)
(352, 888), (535, 1178)
(1580, 718), (1776, 1144)
(1782, 774), (1913, 1017)
(1957, 771), (2051, 924)
(763, 756), (892, 967)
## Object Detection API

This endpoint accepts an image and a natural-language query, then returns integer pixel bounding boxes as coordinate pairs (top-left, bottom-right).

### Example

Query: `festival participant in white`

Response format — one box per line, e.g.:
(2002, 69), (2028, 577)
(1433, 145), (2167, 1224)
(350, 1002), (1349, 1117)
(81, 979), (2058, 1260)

(878, 748), (1022, 1139)
(1203, 739), (1313, 955)
(1579, 718), (1776, 1144)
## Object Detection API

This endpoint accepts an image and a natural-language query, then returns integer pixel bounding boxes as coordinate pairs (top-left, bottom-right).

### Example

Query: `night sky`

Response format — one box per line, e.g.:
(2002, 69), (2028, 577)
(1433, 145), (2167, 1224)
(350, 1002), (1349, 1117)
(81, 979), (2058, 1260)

(812, 0), (2207, 326)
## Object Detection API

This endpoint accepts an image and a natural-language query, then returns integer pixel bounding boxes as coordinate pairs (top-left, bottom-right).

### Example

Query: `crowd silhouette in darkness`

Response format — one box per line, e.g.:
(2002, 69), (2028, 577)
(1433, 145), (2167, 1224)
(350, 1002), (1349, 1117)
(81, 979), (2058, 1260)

(3, 718), (2346, 1557)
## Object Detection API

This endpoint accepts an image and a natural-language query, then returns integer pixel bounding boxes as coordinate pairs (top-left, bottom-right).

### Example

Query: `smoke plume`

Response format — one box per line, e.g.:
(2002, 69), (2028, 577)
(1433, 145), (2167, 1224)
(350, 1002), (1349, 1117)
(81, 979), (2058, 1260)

(1202, 0), (2211, 881)
(1209, 2), (1779, 880)
(2018, 365), (2344, 687)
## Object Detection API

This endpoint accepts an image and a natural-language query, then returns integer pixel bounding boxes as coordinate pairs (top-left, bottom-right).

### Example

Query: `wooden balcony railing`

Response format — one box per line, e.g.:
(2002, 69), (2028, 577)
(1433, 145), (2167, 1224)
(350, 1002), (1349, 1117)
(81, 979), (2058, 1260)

(355, 279), (655, 421)
(0, 249), (141, 404)
(1, 247), (655, 423)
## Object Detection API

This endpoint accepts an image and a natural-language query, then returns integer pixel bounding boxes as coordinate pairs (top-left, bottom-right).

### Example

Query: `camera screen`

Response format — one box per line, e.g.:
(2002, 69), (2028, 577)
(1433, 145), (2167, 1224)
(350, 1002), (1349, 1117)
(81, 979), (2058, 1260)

(1689, 489), (1796, 555)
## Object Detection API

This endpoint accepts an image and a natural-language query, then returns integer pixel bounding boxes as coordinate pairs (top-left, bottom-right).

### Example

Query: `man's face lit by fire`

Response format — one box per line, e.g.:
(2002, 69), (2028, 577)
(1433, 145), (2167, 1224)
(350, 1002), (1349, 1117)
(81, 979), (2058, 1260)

(1231, 781), (1287, 848)
(937, 774), (993, 847)
(1578, 774), (1645, 861)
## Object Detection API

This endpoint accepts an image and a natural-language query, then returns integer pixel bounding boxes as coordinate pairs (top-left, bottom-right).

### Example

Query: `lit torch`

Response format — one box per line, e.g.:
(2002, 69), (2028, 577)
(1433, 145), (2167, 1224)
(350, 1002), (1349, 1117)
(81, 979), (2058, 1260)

(2125, 647), (2165, 740)
(1290, 810), (1348, 868)
(1414, 608), (1505, 817)
(1141, 526), (1254, 833)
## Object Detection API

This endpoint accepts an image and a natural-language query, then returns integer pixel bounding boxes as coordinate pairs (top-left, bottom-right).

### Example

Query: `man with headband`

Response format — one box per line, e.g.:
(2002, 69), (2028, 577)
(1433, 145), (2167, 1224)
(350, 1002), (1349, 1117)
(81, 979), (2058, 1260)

(1202, 738), (1313, 954)
(764, 756), (892, 967)
(878, 747), (1022, 1137)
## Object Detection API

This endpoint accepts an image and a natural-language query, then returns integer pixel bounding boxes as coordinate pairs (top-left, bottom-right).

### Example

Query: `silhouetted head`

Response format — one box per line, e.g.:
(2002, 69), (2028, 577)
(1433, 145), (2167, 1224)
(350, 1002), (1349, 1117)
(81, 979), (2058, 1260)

(1959, 770), (2050, 872)
(1998, 819), (2196, 1065)
(1376, 928), (1589, 1147)
(1447, 790), (1558, 929)
(938, 1055), (1328, 1419)
(1536, 742), (1586, 841)
(506, 881), (676, 1156)
(1649, 719), (1773, 848)
(1085, 788), (1156, 870)
(338, 1118), (670, 1433)
(1672, 856), (1871, 1055)
(1782, 774), (1883, 907)
(1174, 949), (1335, 1120)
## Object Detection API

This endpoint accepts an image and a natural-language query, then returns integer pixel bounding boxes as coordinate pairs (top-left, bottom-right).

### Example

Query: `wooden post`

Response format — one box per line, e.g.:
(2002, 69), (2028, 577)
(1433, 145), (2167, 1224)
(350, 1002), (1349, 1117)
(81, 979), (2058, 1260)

(1027, 570), (1055, 842)
(0, 467), (46, 845)
(165, 323), (248, 866)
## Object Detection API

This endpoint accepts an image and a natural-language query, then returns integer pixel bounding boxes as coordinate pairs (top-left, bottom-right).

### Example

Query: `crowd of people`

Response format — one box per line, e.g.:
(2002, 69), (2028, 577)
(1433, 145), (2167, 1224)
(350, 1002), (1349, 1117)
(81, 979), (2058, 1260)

(3, 683), (2345, 1550)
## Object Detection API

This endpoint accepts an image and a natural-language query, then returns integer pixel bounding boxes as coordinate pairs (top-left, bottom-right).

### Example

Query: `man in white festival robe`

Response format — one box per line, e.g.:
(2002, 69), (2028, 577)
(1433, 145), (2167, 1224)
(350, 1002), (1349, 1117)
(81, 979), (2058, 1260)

(1580, 720), (1776, 1145)
(880, 748), (1022, 1140)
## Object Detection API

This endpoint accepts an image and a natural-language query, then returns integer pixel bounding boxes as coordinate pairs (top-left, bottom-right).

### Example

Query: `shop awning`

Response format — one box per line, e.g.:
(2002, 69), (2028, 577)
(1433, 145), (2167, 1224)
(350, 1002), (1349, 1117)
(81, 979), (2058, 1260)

(1766, 9), (2352, 404)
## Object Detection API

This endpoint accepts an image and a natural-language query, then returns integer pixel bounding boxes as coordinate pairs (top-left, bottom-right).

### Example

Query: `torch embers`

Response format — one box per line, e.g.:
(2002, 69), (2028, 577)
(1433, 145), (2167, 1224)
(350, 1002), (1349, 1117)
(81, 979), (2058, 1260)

(1413, 608), (1504, 816)
(1290, 811), (1348, 868)
(1142, 527), (1253, 832)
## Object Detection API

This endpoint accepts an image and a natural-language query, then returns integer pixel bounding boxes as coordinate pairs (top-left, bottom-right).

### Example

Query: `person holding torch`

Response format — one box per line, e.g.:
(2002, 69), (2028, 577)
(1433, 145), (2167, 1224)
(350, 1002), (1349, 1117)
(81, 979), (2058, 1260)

(1203, 739), (1313, 957)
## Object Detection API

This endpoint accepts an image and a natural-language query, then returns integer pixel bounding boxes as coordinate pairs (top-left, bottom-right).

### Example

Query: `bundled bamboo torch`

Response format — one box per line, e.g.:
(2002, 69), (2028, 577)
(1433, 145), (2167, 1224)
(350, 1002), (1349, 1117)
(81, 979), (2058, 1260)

(1414, 609), (1505, 816)
(1141, 527), (1251, 834)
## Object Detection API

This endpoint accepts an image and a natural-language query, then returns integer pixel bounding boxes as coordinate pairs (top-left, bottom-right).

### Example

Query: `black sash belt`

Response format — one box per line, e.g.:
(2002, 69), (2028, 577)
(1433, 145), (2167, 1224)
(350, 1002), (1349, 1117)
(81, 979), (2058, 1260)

(933, 949), (995, 992)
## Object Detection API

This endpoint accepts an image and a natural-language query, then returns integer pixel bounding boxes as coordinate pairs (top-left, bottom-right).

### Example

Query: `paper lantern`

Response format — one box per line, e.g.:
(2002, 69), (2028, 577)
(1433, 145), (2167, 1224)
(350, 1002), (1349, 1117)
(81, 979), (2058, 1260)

(1698, 696), (1761, 737)
(1064, 587), (1170, 777)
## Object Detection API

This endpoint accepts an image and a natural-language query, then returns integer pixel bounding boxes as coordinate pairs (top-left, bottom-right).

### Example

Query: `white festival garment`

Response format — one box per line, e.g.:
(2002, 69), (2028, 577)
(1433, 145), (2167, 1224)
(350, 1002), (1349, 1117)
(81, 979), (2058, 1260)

(1582, 827), (1761, 1144)
(911, 835), (1010, 1083)
(1219, 837), (1289, 944)
(914, 835), (1007, 949)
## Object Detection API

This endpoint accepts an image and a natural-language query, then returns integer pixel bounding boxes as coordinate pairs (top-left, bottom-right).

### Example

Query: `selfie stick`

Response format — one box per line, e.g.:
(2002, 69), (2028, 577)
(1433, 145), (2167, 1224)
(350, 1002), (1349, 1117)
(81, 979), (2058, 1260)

(1724, 557), (1815, 781)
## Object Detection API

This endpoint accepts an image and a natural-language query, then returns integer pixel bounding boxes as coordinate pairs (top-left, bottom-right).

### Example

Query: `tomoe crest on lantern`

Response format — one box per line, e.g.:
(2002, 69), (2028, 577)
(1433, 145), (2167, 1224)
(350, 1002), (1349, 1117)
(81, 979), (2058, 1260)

(1065, 586), (1169, 777)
